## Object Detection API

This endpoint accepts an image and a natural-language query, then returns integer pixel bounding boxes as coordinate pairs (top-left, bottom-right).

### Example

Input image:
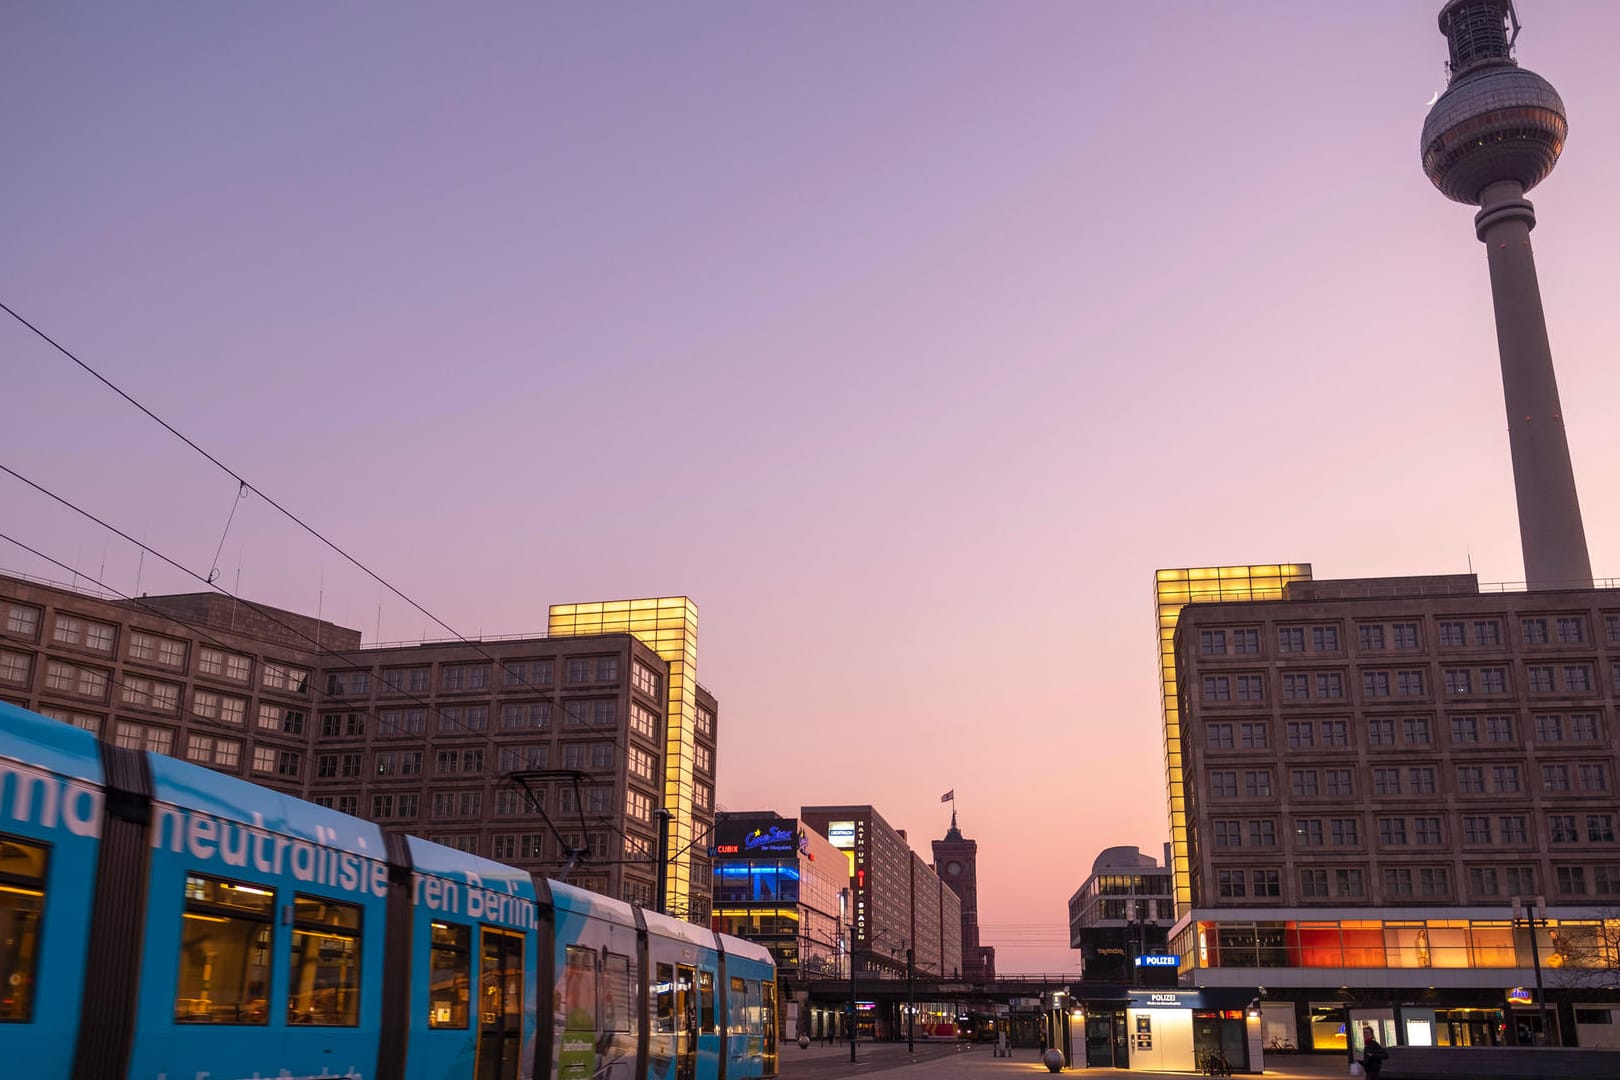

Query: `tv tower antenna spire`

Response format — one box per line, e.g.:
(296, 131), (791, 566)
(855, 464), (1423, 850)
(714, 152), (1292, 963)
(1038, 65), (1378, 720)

(1420, 0), (1592, 590)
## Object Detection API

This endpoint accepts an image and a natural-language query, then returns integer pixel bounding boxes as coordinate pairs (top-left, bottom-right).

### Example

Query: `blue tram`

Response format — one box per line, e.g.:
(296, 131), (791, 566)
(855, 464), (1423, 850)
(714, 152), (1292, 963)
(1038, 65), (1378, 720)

(0, 700), (777, 1080)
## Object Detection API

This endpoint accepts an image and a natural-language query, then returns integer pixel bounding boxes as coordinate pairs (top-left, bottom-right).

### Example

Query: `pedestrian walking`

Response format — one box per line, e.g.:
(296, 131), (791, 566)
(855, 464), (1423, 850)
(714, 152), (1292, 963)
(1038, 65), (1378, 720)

(1361, 1027), (1388, 1080)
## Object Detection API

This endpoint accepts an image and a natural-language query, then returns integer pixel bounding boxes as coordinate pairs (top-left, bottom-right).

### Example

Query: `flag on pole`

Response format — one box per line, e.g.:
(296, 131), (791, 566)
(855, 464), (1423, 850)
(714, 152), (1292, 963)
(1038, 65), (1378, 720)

(940, 790), (954, 803)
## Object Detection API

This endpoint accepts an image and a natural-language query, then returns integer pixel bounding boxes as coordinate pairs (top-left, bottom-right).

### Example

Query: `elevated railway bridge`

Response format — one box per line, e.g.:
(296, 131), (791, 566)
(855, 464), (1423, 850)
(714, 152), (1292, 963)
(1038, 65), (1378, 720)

(788, 973), (1079, 1047)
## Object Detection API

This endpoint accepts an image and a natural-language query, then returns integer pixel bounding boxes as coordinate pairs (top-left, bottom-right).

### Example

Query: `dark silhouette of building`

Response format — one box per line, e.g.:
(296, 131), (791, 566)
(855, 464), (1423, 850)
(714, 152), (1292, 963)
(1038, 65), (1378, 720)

(932, 808), (995, 980)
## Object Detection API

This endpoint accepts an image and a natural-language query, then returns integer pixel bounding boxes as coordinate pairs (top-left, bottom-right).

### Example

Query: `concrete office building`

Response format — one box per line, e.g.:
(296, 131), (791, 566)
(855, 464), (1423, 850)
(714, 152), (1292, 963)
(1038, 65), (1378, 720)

(0, 573), (720, 920)
(800, 805), (963, 982)
(1067, 845), (1176, 982)
(548, 598), (715, 921)
(1170, 572), (1620, 1051)
(1155, 564), (1314, 915)
(707, 812), (848, 1040)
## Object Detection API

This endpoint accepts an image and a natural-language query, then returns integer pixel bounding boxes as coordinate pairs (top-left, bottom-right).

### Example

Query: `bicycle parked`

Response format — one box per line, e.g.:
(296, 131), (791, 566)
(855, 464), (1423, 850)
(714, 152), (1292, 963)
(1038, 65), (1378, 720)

(1267, 1035), (1297, 1053)
(1200, 1048), (1233, 1076)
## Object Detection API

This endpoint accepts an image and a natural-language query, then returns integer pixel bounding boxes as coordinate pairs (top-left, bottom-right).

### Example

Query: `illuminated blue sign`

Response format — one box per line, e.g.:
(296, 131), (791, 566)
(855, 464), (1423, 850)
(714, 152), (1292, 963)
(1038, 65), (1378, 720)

(745, 825), (797, 852)
(1134, 955), (1180, 968)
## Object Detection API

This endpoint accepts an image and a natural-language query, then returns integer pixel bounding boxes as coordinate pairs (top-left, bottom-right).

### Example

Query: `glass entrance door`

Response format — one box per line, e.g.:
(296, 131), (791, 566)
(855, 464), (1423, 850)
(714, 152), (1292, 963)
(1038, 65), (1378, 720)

(1087, 1010), (1127, 1067)
(475, 929), (524, 1080)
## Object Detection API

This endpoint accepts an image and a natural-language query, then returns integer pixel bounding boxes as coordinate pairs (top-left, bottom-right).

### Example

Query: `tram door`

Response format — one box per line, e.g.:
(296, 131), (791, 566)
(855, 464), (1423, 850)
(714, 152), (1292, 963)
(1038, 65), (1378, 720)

(476, 929), (525, 1080)
(676, 965), (698, 1080)
(761, 979), (778, 1076)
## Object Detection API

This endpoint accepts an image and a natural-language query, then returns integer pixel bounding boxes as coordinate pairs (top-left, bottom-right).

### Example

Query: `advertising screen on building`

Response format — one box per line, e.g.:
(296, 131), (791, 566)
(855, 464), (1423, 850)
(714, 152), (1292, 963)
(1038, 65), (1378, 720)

(827, 821), (856, 849)
(712, 815), (801, 858)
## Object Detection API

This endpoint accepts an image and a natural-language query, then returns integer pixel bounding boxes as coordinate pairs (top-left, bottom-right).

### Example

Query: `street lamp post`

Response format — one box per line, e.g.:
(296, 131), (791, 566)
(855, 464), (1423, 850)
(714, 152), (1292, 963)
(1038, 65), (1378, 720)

(848, 893), (861, 1062)
(654, 808), (673, 915)
(1512, 894), (1553, 1045)
(907, 947), (915, 1054)
(848, 923), (858, 1064)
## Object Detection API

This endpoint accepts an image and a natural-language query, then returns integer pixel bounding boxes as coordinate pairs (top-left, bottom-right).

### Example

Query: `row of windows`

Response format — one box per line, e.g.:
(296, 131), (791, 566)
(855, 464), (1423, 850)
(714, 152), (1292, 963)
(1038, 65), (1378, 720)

(22, 657), (296, 718)
(1205, 662), (1611, 703)
(1211, 812), (1618, 850)
(1093, 898), (1177, 921)
(11, 640), (687, 754)
(21, 714), (654, 793)
(4, 604), (310, 691)
(344, 699), (625, 738)
(1208, 862), (1620, 903)
(1218, 866), (1452, 900)
(327, 656), (626, 697)
(1206, 711), (1606, 751)
(1207, 760), (1613, 799)
(176, 874), (360, 1026)
(1202, 614), (1620, 657)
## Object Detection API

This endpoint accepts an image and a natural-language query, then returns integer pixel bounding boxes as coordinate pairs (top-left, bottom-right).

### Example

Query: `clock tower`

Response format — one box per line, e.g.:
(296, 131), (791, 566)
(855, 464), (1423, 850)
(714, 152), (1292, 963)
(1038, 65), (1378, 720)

(931, 809), (995, 980)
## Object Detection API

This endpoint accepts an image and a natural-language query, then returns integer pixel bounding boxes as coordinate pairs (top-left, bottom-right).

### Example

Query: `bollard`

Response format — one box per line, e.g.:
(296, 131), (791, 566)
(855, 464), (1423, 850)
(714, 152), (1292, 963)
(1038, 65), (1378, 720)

(1042, 1047), (1064, 1073)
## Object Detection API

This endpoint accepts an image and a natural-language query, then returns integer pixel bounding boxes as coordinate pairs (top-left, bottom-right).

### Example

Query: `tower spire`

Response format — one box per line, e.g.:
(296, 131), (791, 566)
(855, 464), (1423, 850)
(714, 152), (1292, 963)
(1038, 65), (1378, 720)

(1421, 1), (1592, 589)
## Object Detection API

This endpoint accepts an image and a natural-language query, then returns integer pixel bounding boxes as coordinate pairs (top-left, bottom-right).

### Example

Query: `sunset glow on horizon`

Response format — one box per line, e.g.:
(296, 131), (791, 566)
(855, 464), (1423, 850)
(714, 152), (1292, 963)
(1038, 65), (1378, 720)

(6, 1), (1620, 972)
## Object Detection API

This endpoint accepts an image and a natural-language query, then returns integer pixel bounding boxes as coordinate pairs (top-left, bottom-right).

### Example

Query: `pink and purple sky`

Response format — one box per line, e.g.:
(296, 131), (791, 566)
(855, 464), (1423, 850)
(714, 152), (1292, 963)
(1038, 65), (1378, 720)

(5, 2), (1619, 971)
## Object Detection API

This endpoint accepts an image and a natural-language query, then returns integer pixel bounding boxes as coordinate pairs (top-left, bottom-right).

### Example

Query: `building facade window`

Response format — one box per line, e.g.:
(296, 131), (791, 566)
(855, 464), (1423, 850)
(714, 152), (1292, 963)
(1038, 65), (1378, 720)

(262, 662), (310, 693)
(200, 648), (252, 683)
(4, 603), (41, 639)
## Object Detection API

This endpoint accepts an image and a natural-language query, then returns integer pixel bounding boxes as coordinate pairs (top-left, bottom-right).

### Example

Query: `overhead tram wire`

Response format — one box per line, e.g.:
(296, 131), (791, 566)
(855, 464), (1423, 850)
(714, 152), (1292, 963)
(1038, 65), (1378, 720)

(0, 299), (630, 737)
(0, 529), (591, 869)
(0, 498), (632, 874)
(3, 303), (701, 884)
(0, 459), (647, 771)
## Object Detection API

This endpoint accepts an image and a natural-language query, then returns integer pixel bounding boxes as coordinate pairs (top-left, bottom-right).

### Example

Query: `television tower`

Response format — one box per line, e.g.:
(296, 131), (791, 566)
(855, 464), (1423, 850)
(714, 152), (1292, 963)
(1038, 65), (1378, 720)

(1420, 0), (1592, 589)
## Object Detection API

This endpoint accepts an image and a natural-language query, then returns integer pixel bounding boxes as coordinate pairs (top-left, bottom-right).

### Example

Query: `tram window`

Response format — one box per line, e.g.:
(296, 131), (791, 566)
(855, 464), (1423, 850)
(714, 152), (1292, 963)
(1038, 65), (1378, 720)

(746, 980), (762, 1050)
(174, 874), (273, 1024)
(730, 976), (746, 1034)
(429, 921), (471, 1028)
(604, 952), (631, 1033)
(656, 963), (675, 1033)
(698, 970), (715, 1033)
(0, 837), (47, 1022)
(287, 894), (361, 1026)
(563, 945), (598, 1036)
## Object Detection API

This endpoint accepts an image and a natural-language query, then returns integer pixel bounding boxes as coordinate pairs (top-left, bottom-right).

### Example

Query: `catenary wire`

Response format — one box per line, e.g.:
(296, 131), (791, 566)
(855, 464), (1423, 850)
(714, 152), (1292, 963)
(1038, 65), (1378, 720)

(3, 303), (711, 894)
(0, 512), (647, 876)
(0, 529), (597, 869)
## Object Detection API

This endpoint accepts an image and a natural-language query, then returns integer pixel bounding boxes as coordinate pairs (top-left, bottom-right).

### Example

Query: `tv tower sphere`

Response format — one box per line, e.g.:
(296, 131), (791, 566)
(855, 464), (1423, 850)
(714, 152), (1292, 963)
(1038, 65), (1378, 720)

(1419, 0), (1593, 591)
(1421, 0), (1567, 205)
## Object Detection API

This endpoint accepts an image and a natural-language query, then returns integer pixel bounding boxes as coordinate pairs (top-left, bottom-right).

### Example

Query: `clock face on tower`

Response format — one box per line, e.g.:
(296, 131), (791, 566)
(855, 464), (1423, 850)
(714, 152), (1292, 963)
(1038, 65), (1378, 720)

(947, 861), (963, 877)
